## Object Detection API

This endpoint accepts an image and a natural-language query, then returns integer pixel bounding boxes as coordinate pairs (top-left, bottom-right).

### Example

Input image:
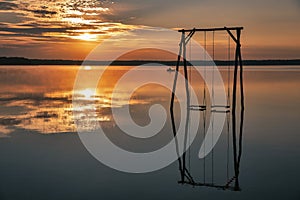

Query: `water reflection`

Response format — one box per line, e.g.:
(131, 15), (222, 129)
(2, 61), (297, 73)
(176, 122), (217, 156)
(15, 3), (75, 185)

(170, 61), (245, 190)
(173, 106), (244, 191)
(0, 66), (300, 199)
(0, 66), (175, 136)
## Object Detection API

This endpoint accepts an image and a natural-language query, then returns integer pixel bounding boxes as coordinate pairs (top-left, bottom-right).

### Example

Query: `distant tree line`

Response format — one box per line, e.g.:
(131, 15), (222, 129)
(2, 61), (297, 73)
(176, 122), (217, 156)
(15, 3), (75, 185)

(1, 57), (300, 66)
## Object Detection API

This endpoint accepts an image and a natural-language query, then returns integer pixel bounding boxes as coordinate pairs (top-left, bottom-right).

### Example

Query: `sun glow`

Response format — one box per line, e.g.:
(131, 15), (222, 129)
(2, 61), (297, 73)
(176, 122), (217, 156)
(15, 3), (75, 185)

(84, 66), (92, 70)
(79, 88), (96, 100)
(73, 33), (98, 41)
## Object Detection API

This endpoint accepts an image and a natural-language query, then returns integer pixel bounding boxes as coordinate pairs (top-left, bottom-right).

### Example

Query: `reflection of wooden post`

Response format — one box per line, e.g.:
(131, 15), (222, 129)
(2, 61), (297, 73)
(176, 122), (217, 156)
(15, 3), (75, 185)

(232, 107), (239, 190)
(231, 93), (244, 191)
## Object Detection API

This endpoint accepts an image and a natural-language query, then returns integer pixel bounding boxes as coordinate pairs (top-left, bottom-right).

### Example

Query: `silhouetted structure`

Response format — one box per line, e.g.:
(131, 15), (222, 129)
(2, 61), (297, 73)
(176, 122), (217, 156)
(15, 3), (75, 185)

(170, 27), (245, 191)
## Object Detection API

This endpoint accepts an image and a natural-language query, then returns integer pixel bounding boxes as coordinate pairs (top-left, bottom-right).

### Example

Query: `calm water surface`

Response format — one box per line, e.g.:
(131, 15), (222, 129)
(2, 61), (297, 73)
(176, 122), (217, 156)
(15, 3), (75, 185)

(0, 65), (299, 200)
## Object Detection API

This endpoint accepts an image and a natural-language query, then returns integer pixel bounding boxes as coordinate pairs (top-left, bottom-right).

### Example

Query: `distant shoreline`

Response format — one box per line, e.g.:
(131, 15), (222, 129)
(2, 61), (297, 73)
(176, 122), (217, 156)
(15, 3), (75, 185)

(1, 57), (300, 66)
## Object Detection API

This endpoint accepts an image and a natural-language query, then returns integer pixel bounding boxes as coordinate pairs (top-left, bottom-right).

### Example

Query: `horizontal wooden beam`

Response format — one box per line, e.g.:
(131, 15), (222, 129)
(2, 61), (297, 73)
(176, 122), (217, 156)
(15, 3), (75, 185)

(178, 180), (240, 191)
(178, 27), (243, 33)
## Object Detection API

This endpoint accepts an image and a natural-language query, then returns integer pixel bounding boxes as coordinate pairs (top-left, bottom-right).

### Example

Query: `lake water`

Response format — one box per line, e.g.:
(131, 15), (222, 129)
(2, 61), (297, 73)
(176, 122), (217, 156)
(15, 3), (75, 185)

(0, 65), (299, 199)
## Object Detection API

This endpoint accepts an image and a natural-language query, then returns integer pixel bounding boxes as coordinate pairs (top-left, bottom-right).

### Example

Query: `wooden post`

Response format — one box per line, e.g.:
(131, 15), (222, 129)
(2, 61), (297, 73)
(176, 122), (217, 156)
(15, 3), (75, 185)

(237, 29), (245, 110)
(182, 31), (191, 183)
(231, 29), (239, 191)
(170, 31), (185, 182)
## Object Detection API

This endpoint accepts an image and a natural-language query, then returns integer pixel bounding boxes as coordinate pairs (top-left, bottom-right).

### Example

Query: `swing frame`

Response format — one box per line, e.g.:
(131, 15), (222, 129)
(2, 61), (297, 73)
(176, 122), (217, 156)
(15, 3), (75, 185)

(170, 26), (244, 115)
(170, 26), (244, 191)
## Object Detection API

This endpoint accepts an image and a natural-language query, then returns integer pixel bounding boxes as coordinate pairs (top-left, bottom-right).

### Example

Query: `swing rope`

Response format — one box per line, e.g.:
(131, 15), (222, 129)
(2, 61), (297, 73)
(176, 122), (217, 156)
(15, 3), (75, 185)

(188, 38), (192, 173)
(227, 35), (231, 107)
(212, 31), (215, 106)
(203, 31), (207, 184)
(203, 31), (207, 106)
(227, 34), (231, 182)
(211, 30), (215, 184)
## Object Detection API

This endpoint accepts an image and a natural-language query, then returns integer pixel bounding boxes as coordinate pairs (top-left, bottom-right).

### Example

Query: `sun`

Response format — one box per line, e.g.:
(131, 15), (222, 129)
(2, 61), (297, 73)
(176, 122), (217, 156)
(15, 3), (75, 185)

(79, 88), (96, 100)
(74, 33), (98, 41)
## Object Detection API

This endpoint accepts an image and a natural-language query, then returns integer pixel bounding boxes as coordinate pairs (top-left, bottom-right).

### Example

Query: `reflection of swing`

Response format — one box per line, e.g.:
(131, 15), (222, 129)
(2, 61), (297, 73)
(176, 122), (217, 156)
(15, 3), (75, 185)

(170, 27), (244, 191)
(180, 93), (244, 191)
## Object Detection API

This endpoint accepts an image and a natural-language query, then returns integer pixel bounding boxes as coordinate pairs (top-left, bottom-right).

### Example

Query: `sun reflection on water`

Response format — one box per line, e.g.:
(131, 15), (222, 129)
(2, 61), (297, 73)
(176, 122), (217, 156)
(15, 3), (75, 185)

(0, 66), (175, 136)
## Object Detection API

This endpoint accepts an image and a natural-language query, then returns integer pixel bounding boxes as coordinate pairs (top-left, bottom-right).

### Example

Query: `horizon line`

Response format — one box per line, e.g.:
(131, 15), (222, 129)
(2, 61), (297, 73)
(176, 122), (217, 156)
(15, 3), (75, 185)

(1, 57), (300, 66)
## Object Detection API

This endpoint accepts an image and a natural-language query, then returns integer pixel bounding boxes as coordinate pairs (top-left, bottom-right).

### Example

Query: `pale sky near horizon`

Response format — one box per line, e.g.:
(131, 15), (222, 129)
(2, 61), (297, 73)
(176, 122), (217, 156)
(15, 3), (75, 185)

(0, 0), (299, 60)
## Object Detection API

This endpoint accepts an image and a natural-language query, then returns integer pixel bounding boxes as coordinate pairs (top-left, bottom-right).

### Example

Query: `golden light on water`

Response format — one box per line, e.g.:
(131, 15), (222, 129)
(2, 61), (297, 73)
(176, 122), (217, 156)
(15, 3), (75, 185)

(84, 66), (92, 70)
(79, 88), (96, 100)
(0, 66), (197, 136)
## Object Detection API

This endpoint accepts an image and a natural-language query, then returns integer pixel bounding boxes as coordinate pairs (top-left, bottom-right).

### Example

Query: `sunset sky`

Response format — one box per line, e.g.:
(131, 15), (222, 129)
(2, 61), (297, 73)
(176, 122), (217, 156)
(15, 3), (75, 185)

(0, 0), (299, 60)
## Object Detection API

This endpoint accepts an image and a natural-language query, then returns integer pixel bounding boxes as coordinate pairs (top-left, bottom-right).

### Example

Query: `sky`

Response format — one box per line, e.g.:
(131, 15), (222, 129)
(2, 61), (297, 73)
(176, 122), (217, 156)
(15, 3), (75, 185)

(0, 0), (299, 60)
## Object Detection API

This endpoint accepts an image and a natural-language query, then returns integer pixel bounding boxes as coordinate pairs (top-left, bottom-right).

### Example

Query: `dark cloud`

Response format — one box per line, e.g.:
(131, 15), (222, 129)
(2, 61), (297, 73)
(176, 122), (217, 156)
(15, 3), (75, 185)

(0, 2), (17, 10)
(0, 118), (21, 126)
(0, 27), (68, 35)
(30, 9), (57, 16)
(0, 12), (30, 23)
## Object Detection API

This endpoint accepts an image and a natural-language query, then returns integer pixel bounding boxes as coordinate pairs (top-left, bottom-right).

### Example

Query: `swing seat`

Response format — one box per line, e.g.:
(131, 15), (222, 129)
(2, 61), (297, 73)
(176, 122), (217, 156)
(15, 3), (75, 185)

(211, 109), (230, 113)
(189, 105), (206, 111)
(190, 105), (206, 108)
(211, 105), (230, 108)
(190, 107), (206, 111)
